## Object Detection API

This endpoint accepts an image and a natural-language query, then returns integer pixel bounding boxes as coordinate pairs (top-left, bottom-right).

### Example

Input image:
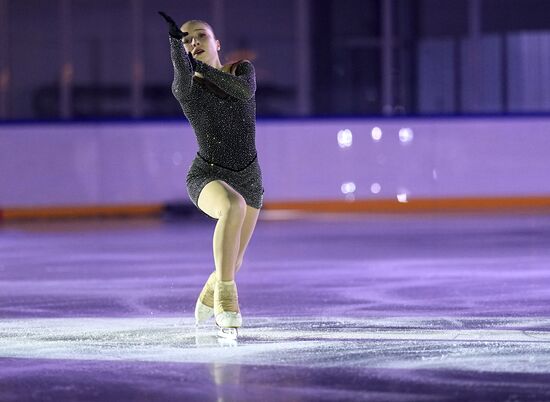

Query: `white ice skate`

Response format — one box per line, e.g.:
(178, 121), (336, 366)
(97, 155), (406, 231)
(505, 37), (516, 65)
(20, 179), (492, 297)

(214, 280), (242, 340)
(194, 272), (216, 325)
(216, 312), (242, 339)
(195, 302), (214, 324)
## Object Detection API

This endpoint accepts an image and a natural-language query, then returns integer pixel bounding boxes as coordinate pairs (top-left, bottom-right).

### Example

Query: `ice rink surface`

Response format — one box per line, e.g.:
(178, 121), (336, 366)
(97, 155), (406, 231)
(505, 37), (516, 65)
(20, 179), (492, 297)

(1, 211), (550, 401)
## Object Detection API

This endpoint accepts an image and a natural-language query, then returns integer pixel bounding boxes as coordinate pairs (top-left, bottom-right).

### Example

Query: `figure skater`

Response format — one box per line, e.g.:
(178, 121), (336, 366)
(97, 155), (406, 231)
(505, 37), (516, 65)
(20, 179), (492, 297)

(159, 12), (264, 338)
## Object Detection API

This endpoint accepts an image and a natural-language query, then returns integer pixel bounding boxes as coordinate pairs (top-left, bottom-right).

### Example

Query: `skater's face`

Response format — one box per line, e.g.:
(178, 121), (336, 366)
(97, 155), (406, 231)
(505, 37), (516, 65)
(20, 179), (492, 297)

(180, 21), (220, 64)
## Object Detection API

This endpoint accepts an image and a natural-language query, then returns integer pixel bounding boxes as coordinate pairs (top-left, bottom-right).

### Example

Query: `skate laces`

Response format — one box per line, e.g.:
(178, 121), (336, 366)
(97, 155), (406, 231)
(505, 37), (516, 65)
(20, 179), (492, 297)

(199, 272), (216, 308)
(215, 280), (240, 314)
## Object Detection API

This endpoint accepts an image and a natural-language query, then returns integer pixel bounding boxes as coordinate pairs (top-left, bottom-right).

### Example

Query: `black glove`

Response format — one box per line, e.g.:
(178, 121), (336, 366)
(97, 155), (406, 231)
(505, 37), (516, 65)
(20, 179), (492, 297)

(158, 11), (184, 39)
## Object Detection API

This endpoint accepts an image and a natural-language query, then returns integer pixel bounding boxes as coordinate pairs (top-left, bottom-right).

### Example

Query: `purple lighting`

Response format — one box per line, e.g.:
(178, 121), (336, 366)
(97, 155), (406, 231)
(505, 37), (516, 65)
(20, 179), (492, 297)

(1, 213), (550, 400)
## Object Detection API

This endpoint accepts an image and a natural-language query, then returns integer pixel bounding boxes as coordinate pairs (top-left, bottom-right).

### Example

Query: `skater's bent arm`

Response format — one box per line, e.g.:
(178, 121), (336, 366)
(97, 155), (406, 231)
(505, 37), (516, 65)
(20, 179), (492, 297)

(169, 36), (194, 102)
(195, 60), (256, 101)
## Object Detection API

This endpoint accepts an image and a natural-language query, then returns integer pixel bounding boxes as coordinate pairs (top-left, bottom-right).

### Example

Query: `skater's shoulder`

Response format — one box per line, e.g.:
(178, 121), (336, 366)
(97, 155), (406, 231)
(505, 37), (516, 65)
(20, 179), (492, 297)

(222, 60), (254, 76)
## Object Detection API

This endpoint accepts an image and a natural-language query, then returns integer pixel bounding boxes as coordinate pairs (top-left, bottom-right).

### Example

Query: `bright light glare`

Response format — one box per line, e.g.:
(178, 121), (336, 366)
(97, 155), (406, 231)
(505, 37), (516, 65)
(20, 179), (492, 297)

(371, 127), (383, 141)
(399, 128), (414, 143)
(397, 192), (409, 203)
(341, 182), (356, 194)
(337, 129), (353, 148)
(370, 183), (381, 194)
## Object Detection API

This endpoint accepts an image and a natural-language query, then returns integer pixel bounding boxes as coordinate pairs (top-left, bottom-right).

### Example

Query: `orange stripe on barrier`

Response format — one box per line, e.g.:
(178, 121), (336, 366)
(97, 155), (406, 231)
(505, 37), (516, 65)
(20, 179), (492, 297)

(1, 196), (550, 221)
(2, 204), (164, 221)
(262, 196), (550, 213)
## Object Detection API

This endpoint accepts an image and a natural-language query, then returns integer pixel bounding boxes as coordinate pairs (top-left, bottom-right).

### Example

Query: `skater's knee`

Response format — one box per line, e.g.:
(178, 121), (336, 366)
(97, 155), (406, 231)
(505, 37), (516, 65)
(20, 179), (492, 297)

(198, 180), (246, 220)
(218, 194), (246, 221)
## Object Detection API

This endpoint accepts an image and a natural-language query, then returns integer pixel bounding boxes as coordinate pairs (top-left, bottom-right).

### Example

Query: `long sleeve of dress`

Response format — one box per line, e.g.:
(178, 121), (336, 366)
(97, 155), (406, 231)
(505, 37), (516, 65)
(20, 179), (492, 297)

(195, 60), (256, 101)
(169, 36), (194, 102)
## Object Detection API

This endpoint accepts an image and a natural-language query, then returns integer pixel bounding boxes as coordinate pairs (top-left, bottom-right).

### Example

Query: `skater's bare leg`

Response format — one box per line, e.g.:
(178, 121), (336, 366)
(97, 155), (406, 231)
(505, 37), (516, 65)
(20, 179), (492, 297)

(234, 205), (260, 274)
(198, 180), (246, 282)
(212, 203), (259, 331)
(195, 204), (260, 323)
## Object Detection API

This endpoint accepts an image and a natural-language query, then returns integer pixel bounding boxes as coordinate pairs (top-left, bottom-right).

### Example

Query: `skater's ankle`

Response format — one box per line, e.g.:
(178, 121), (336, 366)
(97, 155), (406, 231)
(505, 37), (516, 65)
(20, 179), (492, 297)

(217, 274), (235, 282)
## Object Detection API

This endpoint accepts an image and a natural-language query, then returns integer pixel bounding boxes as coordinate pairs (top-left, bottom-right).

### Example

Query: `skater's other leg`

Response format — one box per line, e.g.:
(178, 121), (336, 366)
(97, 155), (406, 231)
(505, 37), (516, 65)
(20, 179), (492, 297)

(234, 205), (260, 274)
(195, 205), (259, 323)
(213, 204), (259, 330)
(194, 271), (216, 323)
(198, 180), (246, 282)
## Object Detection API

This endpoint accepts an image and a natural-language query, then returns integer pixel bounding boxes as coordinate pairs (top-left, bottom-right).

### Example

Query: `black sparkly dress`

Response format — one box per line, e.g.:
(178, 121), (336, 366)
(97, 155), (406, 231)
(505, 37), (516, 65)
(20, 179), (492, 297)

(169, 36), (264, 212)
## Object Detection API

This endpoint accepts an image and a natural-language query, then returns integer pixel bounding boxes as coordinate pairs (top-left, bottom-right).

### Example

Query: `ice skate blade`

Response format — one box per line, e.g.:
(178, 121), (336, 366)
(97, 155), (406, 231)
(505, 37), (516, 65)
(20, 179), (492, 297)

(217, 326), (238, 341)
(195, 301), (214, 324)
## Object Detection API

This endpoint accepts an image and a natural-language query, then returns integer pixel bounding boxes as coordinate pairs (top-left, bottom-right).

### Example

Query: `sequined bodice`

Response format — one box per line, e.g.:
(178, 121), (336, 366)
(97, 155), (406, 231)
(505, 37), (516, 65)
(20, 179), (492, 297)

(169, 37), (257, 170)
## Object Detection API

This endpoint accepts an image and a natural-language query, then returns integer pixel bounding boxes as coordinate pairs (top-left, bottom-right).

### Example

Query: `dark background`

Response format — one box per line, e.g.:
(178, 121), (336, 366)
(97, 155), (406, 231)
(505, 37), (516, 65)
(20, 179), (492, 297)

(1, 0), (550, 120)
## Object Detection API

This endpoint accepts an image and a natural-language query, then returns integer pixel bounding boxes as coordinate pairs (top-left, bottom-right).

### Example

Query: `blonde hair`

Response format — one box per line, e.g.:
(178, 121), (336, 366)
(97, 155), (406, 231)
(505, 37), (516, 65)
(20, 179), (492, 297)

(180, 20), (217, 39)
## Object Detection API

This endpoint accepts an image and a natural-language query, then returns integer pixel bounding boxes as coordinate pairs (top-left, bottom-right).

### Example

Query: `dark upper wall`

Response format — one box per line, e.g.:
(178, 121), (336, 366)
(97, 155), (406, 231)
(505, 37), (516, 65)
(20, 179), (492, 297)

(3, 0), (550, 120)
(5, 0), (297, 119)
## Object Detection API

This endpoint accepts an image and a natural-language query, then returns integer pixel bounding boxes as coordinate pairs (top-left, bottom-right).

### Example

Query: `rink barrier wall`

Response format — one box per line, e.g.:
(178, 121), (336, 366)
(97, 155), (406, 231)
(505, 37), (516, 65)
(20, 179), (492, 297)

(1, 117), (550, 221)
(1, 196), (550, 221)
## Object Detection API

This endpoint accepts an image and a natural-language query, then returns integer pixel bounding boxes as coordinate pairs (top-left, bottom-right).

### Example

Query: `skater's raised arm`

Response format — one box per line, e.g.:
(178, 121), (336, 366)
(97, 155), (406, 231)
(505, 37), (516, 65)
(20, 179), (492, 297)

(194, 59), (256, 101)
(169, 37), (195, 102)
(159, 11), (195, 102)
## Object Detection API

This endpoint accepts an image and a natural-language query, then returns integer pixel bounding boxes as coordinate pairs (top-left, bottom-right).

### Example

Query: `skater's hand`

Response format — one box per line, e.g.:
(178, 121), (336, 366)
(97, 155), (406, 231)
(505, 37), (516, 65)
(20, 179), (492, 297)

(158, 11), (184, 39)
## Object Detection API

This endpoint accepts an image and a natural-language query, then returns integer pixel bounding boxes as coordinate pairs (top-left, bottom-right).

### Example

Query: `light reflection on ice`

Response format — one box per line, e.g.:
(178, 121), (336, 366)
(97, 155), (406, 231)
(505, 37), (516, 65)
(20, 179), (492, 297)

(0, 316), (549, 373)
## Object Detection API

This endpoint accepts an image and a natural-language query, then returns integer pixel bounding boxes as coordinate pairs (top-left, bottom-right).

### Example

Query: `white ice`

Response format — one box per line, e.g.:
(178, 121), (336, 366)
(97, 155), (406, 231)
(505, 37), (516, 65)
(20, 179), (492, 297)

(1, 316), (549, 374)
